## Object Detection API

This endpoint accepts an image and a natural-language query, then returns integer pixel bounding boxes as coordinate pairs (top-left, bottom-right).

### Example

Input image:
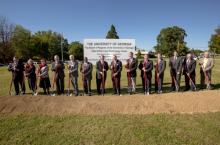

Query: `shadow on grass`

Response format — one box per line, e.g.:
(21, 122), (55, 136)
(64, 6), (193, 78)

(31, 82), (220, 96)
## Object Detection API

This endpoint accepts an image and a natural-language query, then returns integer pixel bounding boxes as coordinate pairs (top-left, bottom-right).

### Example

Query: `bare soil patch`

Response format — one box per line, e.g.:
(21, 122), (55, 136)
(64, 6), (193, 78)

(0, 90), (220, 115)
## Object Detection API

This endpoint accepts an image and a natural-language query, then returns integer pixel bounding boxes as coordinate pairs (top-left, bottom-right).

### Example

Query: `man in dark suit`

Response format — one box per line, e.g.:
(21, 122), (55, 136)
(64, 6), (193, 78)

(96, 55), (109, 95)
(169, 51), (183, 92)
(138, 53), (153, 95)
(183, 53), (196, 91)
(155, 53), (166, 94)
(199, 51), (214, 90)
(126, 52), (138, 94)
(8, 57), (26, 95)
(51, 55), (65, 95)
(110, 55), (122, 95)
(80, 57), (93, 96)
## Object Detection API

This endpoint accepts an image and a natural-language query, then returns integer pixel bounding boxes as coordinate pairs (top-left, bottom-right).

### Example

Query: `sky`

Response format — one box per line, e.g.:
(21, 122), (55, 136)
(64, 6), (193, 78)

(0, 0), (219, 51)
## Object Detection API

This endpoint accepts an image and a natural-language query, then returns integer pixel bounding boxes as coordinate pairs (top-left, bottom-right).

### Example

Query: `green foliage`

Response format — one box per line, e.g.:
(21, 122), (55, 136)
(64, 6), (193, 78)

(11, 25), (32, 59)
(2, 16), (220, 64)
(106, 24), (119, 39)
(190, 48), (204, 56)
(209, 26), (220, 54)
(31, 31), (68, 60)
(0, 17), (72, 62)
(68, 41), (83, 60)
(154, 26), (189, 56)
(30, 33), (49, 60)
(136, 50), (142, 59)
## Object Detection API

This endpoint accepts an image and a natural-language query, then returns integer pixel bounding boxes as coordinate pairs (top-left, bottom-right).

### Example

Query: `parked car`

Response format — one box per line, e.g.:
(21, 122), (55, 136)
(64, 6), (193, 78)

(0, 63), (6, 67)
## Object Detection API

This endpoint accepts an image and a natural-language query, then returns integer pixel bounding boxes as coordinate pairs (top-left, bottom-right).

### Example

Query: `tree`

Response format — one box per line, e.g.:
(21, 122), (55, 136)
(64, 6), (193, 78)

(209, 26), (220, 54)
(31, 30), (68, 60)
(31, 31), (50, 60)
(0, 16), (15, 63)
(62, 38), (69, 60)
(11, 25), (32, 60)
(106, 24), (119, 39)
(190, 48), (204, 56)
(136, 50), (142, 59)
(154, 26), (189, 56)
(68, 41), (83, 60)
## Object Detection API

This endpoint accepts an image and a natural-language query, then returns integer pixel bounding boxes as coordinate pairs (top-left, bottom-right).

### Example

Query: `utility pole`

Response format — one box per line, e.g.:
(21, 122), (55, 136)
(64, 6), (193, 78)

(177, 40), (180, 52)
(213, 47), (216, 64)
(61, 32), (63, 61)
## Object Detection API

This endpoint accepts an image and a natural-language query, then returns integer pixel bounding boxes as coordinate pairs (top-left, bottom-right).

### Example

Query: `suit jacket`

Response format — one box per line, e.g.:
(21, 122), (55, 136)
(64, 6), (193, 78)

(80, 62), (93, 80)
(68, 60), (78, 77)
(169, 56), (183, 74)
(200, 58), (214, 71)
(155, 59), (166, 76)
(138, 59), (153, 78)
(51, 60), (65, 79)
(8, 60), (24, 81)
(96, 60), (109, 79)
(110, 59), (122, 78)
(183, 59), (196, 75)
(25, 64), (36, 79)
(199, 58), (214, 77)
(126, 58), (138, 77)
(39, 64), (49, 79)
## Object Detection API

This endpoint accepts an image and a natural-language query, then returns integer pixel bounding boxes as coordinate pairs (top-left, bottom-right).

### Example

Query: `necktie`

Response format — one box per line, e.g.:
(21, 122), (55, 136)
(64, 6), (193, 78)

(187, 59), (190, 69)
(187, 59), (190, 64)
(101, 61), (104, 70)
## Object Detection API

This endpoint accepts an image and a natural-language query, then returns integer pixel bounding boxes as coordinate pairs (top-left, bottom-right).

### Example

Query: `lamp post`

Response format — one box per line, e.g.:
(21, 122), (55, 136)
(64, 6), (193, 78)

(61, 32), (63, 61)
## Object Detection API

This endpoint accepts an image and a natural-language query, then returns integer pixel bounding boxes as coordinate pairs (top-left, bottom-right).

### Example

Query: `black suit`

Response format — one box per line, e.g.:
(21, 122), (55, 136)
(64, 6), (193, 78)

(138, 60), (153, 93)
(126, 58), (138, 93)
(8, 60), (26, 95)
(51, 60), (65, 94)
(110, 60), (122, 94)
(25, 64), (36, 92)
(127, 58), (138, 77)
(96, 60), (109, 94)
(183, 58), (196, 90)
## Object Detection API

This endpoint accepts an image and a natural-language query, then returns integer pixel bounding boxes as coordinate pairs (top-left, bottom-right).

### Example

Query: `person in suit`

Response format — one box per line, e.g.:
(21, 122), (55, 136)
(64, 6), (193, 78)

(138, 53), (153, 95)
(8, 56), (26, 95)
(199, 51), (214, 90)
(24, 59), (36, 95)
(155, 53), (166, 94)
(126, 52), (138, 95)
(68, 55), (79, 96)
(96, 55), (109, 95)
(110, 55), (122, 95)
(183, 53), (196, 91)
(37, 59), (51, 95)
(169, 51), (183, 92)
(51, 55), (65, 95)
(80, 57), (93, 96)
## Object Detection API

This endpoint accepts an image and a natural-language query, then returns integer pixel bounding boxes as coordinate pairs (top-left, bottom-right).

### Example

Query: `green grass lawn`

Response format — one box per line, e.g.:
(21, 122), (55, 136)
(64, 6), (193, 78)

(1, 58), (220, 96)
(0, 113), (220, 145)
(0, 59), (220, 145)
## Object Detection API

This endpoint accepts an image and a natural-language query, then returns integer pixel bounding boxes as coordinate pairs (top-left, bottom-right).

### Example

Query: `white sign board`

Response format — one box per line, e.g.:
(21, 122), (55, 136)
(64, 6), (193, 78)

(84, 39), (135, 64)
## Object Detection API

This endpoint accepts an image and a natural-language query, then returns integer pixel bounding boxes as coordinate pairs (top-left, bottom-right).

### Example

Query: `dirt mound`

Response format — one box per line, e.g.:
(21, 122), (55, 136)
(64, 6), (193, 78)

(0, 90), (220, 115)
